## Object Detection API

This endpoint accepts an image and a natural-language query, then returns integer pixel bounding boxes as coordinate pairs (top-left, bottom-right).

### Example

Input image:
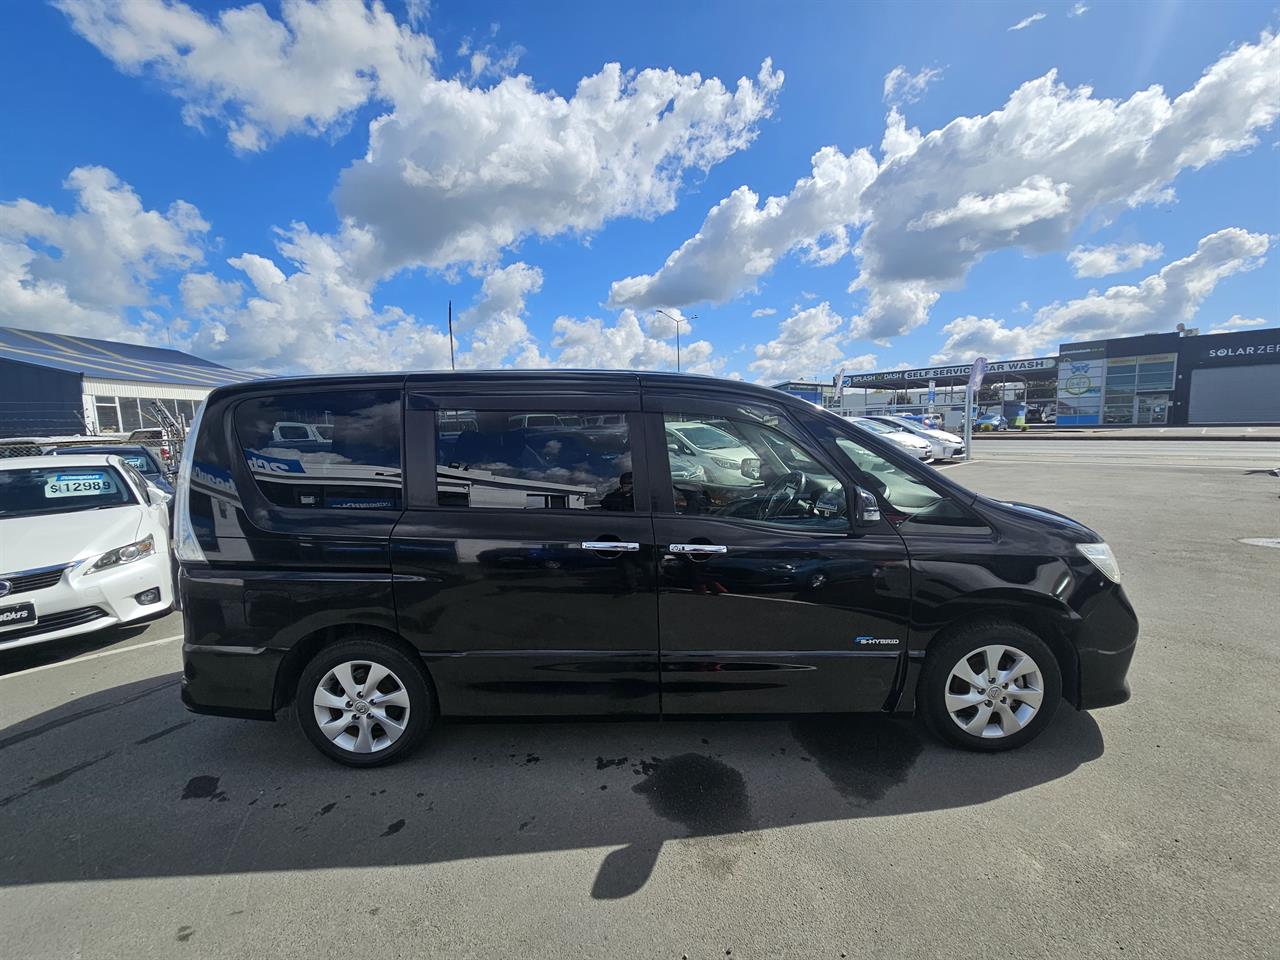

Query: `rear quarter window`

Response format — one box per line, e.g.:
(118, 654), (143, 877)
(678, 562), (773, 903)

(233, 390), (403, 510)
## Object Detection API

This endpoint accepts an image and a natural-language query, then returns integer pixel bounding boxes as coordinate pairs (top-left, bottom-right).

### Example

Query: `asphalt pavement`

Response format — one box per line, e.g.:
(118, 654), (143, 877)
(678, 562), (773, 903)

(1, 440), (1278, 959)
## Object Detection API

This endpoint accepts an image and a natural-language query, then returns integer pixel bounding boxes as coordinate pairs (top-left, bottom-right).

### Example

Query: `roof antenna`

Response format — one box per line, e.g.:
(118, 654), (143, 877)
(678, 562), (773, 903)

(448, 300), (455, 371)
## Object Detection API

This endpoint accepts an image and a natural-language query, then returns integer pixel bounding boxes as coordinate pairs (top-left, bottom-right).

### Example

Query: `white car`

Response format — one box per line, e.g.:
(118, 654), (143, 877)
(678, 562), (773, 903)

(0, 455), (173, 651)
(847, 417), (933, 460)
(665, 421), (758, 487)
(868, 415), (966, 459)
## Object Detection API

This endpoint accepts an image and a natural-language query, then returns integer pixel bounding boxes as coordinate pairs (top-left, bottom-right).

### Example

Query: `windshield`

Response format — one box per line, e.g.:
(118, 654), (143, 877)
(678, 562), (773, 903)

(0, 465), (135, 518)
(674, 424), (741, 450)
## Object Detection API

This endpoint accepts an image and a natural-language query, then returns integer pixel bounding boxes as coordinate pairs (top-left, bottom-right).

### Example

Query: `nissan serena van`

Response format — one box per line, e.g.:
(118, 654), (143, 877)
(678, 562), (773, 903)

(176, 371), (1136, 767)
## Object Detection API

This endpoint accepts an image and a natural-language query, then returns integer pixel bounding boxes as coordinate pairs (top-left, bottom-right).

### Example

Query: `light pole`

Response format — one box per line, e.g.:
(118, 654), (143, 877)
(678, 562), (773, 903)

(655, 309), (695, 372)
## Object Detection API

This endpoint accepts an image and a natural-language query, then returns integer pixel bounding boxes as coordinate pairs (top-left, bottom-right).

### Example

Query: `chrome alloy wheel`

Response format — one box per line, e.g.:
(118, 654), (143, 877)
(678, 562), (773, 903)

(312, 660), (411, 754)
(945, 644), (1045, 739)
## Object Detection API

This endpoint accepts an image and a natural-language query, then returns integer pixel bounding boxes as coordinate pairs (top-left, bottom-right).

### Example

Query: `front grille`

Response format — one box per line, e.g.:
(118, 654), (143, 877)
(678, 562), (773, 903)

(0, 606), (108, 641)
(1, 566), (68, 595)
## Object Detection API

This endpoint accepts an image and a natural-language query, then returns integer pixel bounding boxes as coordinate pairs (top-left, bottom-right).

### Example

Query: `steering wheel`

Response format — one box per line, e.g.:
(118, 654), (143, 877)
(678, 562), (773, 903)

(761, 470), (808, 519)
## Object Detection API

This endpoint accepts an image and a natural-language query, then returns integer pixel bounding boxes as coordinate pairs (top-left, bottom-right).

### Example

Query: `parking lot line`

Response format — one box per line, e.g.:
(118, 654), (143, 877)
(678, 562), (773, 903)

(0, 634), (182, 681)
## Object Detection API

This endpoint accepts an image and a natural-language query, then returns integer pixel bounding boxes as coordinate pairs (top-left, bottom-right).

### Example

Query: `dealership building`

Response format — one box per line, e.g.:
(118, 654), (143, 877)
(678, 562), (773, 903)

(0, 325), (250, 439)
(791, 326), (1280, 427)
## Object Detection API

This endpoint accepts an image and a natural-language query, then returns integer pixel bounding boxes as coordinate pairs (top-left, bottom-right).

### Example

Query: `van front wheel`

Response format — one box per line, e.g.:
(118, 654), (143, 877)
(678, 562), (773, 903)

(297, 638), (433, 767)
(921, 622), (1061, 751)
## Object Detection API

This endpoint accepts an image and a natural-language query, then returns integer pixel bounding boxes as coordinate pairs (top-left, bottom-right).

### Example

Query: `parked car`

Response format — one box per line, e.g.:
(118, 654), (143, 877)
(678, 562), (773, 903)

(664, 420), (759, 488)
(51, 444), (174, 496)
(867, 416), (965, 460)
(126, 427), (175, 466)
(847, 417), (933, 460)
(0, 455), (173, 651)
(976, 412), (1010, 431)
(176, 372), (1137, 766)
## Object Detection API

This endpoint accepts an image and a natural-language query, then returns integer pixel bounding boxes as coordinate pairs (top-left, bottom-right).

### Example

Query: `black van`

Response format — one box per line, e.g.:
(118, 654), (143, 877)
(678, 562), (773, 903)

(175, 372), (1136, 766)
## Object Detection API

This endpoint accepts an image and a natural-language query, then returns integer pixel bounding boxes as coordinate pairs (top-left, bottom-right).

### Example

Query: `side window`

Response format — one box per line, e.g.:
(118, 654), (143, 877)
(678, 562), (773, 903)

(233, 390), (403, 509)
(830, 432), (984, 531)
(436, 409), (633, 511)
(663, 413), (847, 530)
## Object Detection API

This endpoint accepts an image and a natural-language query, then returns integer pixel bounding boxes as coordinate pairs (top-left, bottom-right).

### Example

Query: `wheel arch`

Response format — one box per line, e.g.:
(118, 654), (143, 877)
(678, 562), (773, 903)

(271, 623), (437, 717)
(905, 598), (1081, 712)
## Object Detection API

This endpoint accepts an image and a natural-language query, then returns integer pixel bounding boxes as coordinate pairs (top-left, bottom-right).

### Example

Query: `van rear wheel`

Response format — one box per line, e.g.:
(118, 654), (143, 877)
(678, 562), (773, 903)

(921, 622), (1061, 752)
(296, 638), (433, 767)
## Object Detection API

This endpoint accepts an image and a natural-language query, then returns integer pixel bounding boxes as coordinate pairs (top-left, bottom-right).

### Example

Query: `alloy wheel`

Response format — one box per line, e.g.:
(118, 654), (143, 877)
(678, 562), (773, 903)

(944, 644), (1044, 739)
(312, 660), (412, 754)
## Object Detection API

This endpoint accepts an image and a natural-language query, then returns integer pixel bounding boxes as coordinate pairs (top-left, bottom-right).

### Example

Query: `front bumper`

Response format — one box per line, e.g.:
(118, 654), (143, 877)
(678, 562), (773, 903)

(1073, 581), (1139, 710)
(0, 555), (173, 652)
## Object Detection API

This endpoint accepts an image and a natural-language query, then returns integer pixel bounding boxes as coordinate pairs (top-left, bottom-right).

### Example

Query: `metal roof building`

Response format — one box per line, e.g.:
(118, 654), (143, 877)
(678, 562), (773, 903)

(0, 326), (250, 439)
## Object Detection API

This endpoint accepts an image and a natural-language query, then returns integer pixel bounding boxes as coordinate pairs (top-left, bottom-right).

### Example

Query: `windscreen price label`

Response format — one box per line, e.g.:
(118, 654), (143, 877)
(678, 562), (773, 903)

(45, 473), (117, 498)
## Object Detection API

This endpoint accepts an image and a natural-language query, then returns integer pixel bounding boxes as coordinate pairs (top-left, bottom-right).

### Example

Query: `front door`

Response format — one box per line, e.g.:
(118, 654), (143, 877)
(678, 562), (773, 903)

(645, 396), (911, 714)
(392, 390), (660, 717)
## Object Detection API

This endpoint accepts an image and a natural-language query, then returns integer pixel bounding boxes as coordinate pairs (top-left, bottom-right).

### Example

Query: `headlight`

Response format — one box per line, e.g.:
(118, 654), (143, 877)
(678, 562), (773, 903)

(88, 534), (156, 574)
(1076, 542), (1120, 582)
(710, 456), (741, 469)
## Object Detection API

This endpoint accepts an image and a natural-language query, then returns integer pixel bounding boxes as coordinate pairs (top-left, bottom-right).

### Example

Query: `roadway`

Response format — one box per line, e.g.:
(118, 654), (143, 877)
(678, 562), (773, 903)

(2, 450), (1278, 959)
(964, 437), (1280, 471)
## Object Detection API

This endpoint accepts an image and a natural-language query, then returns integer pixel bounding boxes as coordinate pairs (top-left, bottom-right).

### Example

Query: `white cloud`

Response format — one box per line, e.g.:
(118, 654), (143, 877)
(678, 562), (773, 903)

(883, 65), (942, 107)
(1009, 12), (1047, 31)
(57, 0), (436, 152)
(930, 227), (1269, 361)
(613, 32), (1280, 342)
(1067, 241), (1165, 277)
(185, 225), (452, 374)
(1208, 315), (1267, 334)
(748, 302), (877, 382)
(339, 59), (783, 279)
(750, 307), (777, 317)
(180, 272), (242, 313)
(607, 144), (876, 309)
(1069, 3), (1089, 17)
(550, 309), (714, 372)
(0, 166), (207, 338)
(456, 261), (546, 368)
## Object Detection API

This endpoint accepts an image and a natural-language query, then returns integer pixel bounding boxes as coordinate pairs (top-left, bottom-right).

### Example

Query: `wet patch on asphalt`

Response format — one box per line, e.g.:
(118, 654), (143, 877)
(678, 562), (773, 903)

(789, 716), (922, 804)
(181, 775), (227, 802)
(632, 754), (752, 835)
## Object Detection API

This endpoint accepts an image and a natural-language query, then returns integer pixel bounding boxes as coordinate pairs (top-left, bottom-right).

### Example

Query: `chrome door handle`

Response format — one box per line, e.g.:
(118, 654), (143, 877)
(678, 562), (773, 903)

(668, 543), (728, 554)
(580, 541), (641, 552)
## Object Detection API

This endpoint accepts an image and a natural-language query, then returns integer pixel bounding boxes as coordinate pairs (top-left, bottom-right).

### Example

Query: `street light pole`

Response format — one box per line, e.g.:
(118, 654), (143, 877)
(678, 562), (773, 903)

(654, 309), (696, 372)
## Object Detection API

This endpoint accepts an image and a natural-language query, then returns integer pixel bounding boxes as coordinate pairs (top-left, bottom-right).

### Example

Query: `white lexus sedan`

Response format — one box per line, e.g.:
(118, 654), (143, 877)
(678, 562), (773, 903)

(0, 455), (173, 651)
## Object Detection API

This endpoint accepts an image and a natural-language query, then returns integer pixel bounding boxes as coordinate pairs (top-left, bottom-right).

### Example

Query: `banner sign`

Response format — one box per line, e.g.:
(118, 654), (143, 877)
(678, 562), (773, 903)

(842, 356), (1055, 387)
(968, 357), (988, 393)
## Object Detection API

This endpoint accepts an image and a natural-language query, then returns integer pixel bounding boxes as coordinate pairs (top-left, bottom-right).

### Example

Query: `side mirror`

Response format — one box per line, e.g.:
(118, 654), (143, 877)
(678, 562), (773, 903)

(854, 486), (881, 526)
(740, 457), (761, 480)
(145, 481), (172, 507)
(667, 442), (680, 454)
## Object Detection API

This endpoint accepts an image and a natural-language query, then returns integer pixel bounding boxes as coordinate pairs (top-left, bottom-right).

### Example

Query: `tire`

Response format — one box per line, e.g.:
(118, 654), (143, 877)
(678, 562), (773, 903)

(296, 637), (433, 767)
(920, 620), (1062, 752)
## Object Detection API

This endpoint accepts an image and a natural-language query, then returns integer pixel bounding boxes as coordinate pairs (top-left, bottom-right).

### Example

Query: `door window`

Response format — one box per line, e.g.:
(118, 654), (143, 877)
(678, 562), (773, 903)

(663, 413), (847, 530)
(233, 390), (403, 509)
(436, 409), (634, 511)
(831, 434), (981, 531)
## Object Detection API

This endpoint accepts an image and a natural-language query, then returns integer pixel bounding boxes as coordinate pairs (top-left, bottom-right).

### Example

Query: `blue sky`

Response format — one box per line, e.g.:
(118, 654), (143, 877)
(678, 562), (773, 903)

(1, 0), (1276, 381)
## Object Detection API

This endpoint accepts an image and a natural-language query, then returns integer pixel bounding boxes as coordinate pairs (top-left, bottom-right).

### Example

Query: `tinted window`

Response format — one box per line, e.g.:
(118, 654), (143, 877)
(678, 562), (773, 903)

(831, 434), (981, 531)
(234, 391), (403, 509)
(436, 409), (633, 511)
(664, 413), (847, 530)
(0, 465), (134, 518)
